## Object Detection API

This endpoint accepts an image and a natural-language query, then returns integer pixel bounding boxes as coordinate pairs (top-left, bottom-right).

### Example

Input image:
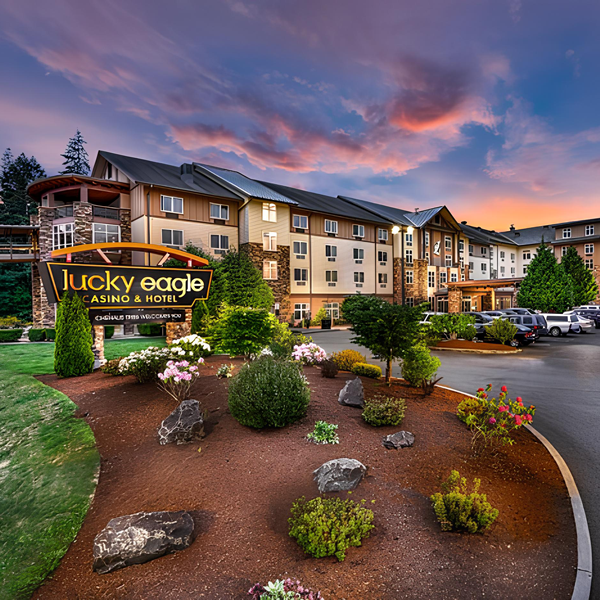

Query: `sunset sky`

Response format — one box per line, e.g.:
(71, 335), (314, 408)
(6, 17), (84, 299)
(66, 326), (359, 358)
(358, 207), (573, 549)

(0, 0), (599, 229)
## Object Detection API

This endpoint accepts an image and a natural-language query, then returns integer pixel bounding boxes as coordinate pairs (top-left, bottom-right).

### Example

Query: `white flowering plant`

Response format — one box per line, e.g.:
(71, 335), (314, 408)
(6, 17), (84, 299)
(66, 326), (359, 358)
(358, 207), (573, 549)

(216, 363), (235, 379)
(158, 359), (204, 402)
(169, 334), (211, 361)
(118, 346), (172, 383)
(292, 343), (327, 366)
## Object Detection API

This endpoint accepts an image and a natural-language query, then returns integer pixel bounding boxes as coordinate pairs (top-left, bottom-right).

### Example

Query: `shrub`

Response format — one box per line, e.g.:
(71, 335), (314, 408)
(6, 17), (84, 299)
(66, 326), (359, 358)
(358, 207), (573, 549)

(228, 356), (310, 428)
(0, 329), (23, 342)
(248, 579), (323, 600)
(27, 328), (46, 342)
(118, 346), (171, 383)
(362, 394), (406, 426)
(351, 363), (382, 379)
(169, 334), (211, 360)
(191, 300), (211, 335)
(101, 358), (122, 376)
(307, 421), (339, 445)
(428, 314), (477, 341)
(311, 307), (328, 326)
(484, 318), (518, 345)
(292, 342), (327, 365)
(431, 470), (499, 533)
(461, 384), (536, 453)
(54, 293), (95, 378)
(331, 349), (366, 371)
(158, 359), (204, 403)
(0, 316), (21, 329)
(401, 346), (441, 391)
(269, 325), (313, 360)
(216, 363), (234, 379)
(289, 496), (374, 561)
(456, 396), (484, 423)
(104, 325), (114, 339)
(45, 328), (56, 340)
(138, 323), (163, 336)
(320, 359), (339, 378)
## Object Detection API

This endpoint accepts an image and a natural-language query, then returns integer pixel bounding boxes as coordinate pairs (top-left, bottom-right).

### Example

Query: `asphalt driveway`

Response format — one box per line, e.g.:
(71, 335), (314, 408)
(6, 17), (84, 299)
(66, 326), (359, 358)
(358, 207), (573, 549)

(311, 328), (599, 595)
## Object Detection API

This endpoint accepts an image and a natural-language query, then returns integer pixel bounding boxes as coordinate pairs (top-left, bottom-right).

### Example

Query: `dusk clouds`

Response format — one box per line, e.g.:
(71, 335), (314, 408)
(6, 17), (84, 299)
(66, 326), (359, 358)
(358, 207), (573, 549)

(0, 0), (599, 228)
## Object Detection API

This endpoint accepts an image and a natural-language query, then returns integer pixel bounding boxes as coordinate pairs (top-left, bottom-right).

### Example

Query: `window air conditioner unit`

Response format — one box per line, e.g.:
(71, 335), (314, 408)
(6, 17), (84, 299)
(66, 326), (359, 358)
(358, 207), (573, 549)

(295, 255), (305, 259)
(355, 260), (363, 264)
(328, 282), (336, 287)
(356, 283), (363, 288)
(379, 262), (386, 266)
(327, 257), (336, 262)
(296, 281), (306, 286)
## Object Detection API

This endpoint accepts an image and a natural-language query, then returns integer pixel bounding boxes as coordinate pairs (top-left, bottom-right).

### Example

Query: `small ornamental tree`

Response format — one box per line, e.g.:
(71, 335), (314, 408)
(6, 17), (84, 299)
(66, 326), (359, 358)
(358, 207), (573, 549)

(517, 243), (573, 312)
(342, 295), (424, 383)
(59, 129), (90, 175)
(561, 246), (598, 306)
(54, 292), (95, 377)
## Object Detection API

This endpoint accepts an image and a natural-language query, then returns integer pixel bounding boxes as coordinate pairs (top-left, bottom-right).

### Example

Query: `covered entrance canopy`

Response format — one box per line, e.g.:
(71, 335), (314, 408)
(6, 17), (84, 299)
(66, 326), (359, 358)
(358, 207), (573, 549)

(446, 278), (524, 313)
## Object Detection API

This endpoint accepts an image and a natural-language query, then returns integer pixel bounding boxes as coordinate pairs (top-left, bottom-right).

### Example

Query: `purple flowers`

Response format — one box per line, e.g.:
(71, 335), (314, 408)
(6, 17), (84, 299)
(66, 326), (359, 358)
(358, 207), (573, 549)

(157, 358), (204, 403)
(292, 343), (327, 365)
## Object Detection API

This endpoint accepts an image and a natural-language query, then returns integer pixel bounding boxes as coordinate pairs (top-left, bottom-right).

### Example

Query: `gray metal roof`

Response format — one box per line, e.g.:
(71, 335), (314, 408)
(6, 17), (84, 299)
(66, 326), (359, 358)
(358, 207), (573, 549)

(95, 151), (241, 200)
(195, 164), (297, 204)
(460, 223), (513, 246)
(408, 206), (445, 229)
(552, 217), (600, 228)
(500, 224), (554, 246)
(550, 234), (600, 245)
(258, 182), (391, 224)
(338, 195), (414, 226)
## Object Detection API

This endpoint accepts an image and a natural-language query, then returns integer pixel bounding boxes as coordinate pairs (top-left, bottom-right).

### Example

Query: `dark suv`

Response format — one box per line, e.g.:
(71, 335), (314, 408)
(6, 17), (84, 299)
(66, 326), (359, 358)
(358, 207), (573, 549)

(506, 313), (548, 335)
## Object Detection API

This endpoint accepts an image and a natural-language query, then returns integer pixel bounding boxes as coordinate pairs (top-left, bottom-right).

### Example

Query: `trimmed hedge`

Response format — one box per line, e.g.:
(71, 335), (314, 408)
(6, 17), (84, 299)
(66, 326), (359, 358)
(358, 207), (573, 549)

(28, 329), (46, 342)
(0, 329), (23, 343)
(138, 323), (163, 336)
(104, 326), (115, 339)
(45, 328), (56, 340)
(351, 363), (382, 379)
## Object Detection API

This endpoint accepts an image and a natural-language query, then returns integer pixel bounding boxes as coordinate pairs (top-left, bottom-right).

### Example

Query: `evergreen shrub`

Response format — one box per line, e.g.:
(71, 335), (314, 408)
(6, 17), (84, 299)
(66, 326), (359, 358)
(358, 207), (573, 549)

(27, 328), (46, 342)
(54, 293), (94, 378)
(331, 349), (366, 371)
(0, 329), (22, 342)
(351, 363), (382, 379)
(45, 328), (56, 340)
(228, 356), (310, 428)
(401, 346), (441, 388)
(362, 394), (406, 426)
(104, 326), (114, 339)
(138, 323), (163, 336)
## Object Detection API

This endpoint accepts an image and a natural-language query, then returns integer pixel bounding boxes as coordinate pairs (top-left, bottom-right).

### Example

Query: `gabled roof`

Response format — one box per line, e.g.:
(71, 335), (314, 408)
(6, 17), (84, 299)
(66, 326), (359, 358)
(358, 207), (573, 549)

(460, 223), (514, 246)
(500, 224), (554, 246)
(258, 182), (391, 224)
(338, 196), (414, 226)
(409, 206), (445, 229)
(94, 151), (241, 200)
(195, 164), (297, 205)
(552, 217), (600, 228)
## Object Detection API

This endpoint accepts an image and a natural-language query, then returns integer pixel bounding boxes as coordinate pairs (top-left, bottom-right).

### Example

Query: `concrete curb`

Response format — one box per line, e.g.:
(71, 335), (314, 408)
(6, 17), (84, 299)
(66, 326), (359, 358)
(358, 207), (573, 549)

(438, 384), (592, 600)
(430, 346), (522, 354)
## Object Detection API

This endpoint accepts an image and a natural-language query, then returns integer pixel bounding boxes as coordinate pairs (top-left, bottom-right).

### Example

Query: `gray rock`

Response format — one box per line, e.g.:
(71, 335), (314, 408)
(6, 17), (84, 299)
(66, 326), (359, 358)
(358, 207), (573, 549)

(92, 510), (195, 574)
(314, 458), (366, 493)
(158, 400), (204, 445)
(382, 431), (415, 449)
(338, 378), (364, 408)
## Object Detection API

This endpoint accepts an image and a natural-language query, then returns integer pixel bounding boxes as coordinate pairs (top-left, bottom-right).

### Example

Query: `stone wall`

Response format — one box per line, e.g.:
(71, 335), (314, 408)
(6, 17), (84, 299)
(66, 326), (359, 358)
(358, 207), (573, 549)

(241, 242), (291, 320)
(31, 209), (55, 326)
(448, 288), (462, 313)
(119, 209), (132, 265)
(166, 309), (192, 344)
(393, 257), (428, 305)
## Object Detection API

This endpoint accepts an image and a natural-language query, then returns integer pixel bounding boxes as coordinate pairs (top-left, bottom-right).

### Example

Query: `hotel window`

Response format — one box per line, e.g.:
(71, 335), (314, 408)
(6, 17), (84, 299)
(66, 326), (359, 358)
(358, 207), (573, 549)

(160, 195), (183, 214)
(294, 303), (309, 320)
(293, 214), (308, 229)
(511, 253), (516, 262)
(500, 266), (505, 274)
(523, 266), (528, 274)
(562, 228), (571, 239)
(425, 251), (430, 264)
(263, 231), (277, 251)
(523, 250), (531, 260)
(324, 302), (339, 319)
(378, 250), (388, 263)
(511, 267), (516, 275)
(450, 272), (458, 282)
(93, 223), (121, 244)
(586, 225), (595, 236)
(481, 247), (487, 255)
(405, 232), (413, 247)
(210, 203), (229, 220)
(406, 270), (413, 284)
(324, 219), (338, 234)
(481, 263), (487, 273)
(161, 228), (183, 247)
(459, 256), (464, 268)
(428, 272), (435, 287)
(500, 251), (505, 259)
(354, 272), (365, 283)
(439, 271), (447, 285)
(210, 234), (229, 251)
(585, 244), (594, 255)
(458, 239), (464, 252)
(353, 224), (365, 238)
(585, 259), (594, 269)
(52, 223), (74, 249)
(294, 268), (308, 284)
(462, 296), (472, 312)
(379, 273), (388, 284)
(353, 248), (364, 261)
(468, 244), (474, 255)
(469, 262), (474, 270)
(445, 236), (451, 250)
(425, 232), (430, 247)
(378, 228), (388, 241)
(325, 270), (338, 284)
(263, 260), (277, 280)
(445, 255), (452, 267)
(293, 241), (307, 256)
(262, 202), (277, 222)
(562, 246), (569, 256)
(406, 297), (414, 307)
(405, 249), (413, 264)
(325, 244), (337, 259)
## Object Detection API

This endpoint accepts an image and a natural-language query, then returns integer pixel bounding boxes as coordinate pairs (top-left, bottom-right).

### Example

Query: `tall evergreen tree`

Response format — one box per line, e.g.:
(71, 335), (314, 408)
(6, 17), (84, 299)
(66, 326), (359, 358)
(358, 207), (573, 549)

(60, 129), (90, 175)
(561, 246), (598, 306)
(220, 249), (274, 310)
(517, 243), (574, 312)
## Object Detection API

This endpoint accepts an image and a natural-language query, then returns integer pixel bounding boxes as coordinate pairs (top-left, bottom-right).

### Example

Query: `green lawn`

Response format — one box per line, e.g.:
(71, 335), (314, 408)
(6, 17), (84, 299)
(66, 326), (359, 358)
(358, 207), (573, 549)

(0, 336), (165, 599)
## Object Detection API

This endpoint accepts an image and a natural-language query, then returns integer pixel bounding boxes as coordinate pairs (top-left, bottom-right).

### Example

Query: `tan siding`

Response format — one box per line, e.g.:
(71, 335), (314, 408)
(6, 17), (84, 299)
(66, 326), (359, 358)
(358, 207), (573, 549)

(131, 185), (146, 220)
(247, 200), (290, 246)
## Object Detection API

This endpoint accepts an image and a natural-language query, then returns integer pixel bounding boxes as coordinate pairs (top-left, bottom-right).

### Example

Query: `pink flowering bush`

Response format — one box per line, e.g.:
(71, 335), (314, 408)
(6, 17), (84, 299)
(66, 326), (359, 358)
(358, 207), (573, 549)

(157, 359), (204, 403)
(292, 343), (327, 365)
(459, 384), (536, 454)
(248, 578), (323, 599)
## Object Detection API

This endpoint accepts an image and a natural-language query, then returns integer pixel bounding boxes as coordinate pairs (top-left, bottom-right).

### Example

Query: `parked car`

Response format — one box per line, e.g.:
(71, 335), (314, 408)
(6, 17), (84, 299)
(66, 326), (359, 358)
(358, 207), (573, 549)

(502, 308), (536, 316)
(570, 309), (600, 329)
(576, 305), (600, 312)
(541, 314), (581, 336)
(565, 313), (594, 333)
(467, 312), (536, 346)
(506, 314), (547, 336)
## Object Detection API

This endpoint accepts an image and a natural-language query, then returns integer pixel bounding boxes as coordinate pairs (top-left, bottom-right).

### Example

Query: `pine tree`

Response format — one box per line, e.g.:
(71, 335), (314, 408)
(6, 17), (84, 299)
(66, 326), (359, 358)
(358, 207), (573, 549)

(54, 292), (95, 377)
(220, 249), (274, 309)
(60, 130), (90, 175)
(561, 246), (598, 306)
(517, 243), (574, 312)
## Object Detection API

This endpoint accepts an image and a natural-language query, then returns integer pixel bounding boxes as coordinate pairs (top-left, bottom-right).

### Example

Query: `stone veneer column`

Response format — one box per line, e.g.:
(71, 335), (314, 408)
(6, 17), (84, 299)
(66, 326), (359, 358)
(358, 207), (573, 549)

(31, 209), (56, 327)
(594, 266), (600, 303)
(412, 259), (429, 304)
(73, 203), (93, 263)
(92, 325), (105, 364)
(481, 292), (493, 311)
(119, 208), (132, 265)
(393, 257), (404, 304)
(448, 288), (462, 313)
(166, 309), (192, 344)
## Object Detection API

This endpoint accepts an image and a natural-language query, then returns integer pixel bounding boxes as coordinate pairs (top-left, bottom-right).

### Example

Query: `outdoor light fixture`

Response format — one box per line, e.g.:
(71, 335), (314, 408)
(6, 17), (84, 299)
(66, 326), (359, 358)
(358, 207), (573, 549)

(407, 226), (414, 234)
(391, 225), (400, 235)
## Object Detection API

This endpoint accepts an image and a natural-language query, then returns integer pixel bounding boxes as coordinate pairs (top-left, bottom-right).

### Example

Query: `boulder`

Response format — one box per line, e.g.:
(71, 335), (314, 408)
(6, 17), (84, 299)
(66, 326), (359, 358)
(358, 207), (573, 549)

(382, 431), (415, 450)
(338, 378), (364, 408)
(92, 510), (195, 574)
(314, 458), (366, 493)
(158, 399), (204, 445)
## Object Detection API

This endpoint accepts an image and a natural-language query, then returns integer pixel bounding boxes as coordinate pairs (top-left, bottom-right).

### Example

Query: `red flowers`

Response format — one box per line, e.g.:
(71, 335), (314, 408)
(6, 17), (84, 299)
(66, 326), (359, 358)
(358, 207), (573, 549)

(501, 385), (508, 393)
(514, 415), (523, 426)
(477, 388), (485, 393)
(489, 417), (496, 424)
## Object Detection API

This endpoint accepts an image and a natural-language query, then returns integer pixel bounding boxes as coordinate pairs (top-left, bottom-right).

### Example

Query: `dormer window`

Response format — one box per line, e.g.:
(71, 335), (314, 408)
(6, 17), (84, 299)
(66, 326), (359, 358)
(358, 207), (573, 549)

(262, 202), (277, 222)
(562, 228), (571, 239)
(160, 195), (183, 214)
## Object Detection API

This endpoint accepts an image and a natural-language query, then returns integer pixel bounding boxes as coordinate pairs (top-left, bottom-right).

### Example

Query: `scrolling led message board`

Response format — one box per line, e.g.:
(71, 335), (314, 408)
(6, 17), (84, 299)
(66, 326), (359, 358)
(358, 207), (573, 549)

(40, 262), (212, 309)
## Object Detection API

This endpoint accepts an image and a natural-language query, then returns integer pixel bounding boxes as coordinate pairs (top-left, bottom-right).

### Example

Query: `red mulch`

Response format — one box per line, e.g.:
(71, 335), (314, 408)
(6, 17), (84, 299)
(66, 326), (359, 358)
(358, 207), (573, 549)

(33, 359), (575, 600)
(436, 339), (518, 352)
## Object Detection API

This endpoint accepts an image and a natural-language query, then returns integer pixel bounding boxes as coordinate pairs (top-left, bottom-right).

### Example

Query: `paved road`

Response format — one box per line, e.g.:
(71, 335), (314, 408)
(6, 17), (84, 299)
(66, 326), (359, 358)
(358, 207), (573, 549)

(310, 328), (600, 595)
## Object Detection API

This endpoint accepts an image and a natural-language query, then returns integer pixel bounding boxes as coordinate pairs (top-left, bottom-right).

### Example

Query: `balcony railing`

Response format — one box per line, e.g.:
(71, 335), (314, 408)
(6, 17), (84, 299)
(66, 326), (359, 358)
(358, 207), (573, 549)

(92, 206), (120, 220)
(54, 206), (73, 218)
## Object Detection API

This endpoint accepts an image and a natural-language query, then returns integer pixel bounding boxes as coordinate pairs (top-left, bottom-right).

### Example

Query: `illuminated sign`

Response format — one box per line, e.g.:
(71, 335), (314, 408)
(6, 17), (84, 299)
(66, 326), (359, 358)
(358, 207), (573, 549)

(39, 262), (212, 309)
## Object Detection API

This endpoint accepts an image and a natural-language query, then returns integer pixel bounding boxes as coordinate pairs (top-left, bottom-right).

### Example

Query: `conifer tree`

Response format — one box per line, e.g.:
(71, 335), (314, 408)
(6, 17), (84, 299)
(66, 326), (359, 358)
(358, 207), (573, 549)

(54, 292), (95, 377)
(60, 130), (90, 175)
(561, 246), (598, 306)
(517, 243), (574, 312)
(220, 249), (274, 309)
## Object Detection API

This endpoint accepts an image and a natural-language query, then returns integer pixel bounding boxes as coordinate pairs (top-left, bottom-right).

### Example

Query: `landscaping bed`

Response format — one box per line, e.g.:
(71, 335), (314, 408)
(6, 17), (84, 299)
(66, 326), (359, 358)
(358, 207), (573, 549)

(33, 358), (575, 599)
(434, 339), (520, 353)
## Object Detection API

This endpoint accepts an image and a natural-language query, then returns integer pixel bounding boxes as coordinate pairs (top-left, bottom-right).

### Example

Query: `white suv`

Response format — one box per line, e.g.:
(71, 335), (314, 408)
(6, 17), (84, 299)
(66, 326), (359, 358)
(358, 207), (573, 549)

(541, 314), (580, 337)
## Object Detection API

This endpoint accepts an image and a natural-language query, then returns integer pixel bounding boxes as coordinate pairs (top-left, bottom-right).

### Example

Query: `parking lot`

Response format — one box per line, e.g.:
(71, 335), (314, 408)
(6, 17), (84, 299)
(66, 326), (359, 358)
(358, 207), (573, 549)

(311, 327), (600, 596)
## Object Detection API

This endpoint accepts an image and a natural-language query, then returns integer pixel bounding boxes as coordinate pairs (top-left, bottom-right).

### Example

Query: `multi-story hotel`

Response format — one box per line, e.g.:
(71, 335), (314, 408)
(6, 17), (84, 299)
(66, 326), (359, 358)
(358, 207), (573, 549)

(24, 150), (600, 326)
